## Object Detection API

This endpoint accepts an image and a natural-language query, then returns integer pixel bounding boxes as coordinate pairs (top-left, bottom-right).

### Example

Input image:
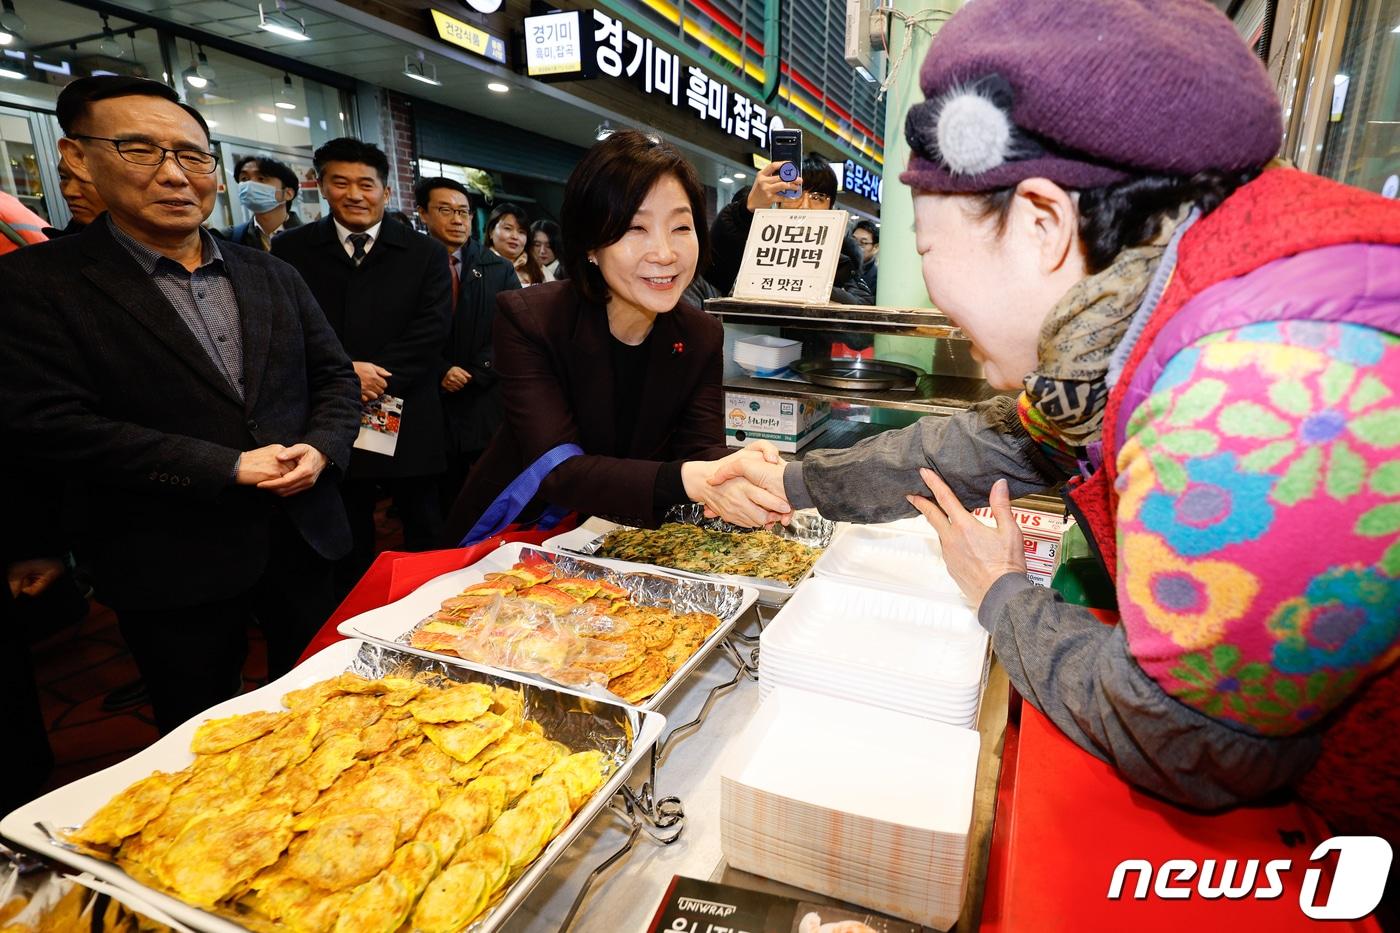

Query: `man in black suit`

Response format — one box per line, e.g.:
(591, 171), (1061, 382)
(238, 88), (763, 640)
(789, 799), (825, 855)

(219, 154), (302, 250)
(413, 176), (520, 519)
(0, 76), (360, 732)
(274, 139), (452, 588)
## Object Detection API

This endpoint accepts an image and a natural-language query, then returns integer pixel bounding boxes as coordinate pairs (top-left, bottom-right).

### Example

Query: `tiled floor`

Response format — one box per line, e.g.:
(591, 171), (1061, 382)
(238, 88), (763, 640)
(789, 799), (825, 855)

(31, 498), (404, 792)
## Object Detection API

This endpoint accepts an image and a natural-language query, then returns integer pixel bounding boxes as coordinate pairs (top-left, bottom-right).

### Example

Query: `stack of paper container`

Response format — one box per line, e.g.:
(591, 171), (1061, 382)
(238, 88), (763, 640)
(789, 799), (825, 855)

(759, 576), (989, 728)
(721, 685), (980, 931)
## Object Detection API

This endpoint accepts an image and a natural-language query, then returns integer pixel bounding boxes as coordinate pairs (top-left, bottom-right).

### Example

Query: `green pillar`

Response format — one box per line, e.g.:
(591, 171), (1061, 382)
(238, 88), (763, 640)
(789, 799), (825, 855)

(874, 0), (961, 371)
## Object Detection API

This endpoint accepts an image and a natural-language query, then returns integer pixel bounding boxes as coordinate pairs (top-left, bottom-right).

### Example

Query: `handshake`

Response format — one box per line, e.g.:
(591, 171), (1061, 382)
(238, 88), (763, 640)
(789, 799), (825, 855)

(680, 441), (793, 527)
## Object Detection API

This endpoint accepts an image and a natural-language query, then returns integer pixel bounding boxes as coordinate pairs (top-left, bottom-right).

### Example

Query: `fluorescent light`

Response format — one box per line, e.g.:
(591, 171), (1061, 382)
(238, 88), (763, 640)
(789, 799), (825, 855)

(257, 111), (276, 123)
(719, 176), (734, 184)
(1334, 73), (1348, 85)
(403, 53), (440, 86)
(733, 171), (746, 179)
(0, 64), (22, 79)
(258, 2), (310, 41)
(487, 81), (509, 93)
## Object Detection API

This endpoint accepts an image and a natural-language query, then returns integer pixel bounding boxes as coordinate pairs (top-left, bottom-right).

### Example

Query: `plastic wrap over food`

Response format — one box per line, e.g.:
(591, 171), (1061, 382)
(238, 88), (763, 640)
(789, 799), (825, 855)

(400, 549), (746, 699)
(346, 641), (637, 770)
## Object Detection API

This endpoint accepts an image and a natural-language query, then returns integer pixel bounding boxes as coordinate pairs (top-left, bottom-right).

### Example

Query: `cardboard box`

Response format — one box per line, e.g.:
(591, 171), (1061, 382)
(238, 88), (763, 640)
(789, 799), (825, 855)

(725, 392), (830, 453)
(973, 505), (1073, 588)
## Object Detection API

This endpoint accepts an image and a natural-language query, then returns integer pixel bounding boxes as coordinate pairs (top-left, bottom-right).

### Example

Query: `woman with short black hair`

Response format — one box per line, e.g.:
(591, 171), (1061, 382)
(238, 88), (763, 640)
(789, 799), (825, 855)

(529, 219), (562, 282)
(444, 130), (786, 543)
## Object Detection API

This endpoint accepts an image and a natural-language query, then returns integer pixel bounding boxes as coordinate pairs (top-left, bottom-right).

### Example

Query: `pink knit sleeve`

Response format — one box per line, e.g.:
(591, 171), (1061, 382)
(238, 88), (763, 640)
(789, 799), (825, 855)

(1112, 321), (1400, 736)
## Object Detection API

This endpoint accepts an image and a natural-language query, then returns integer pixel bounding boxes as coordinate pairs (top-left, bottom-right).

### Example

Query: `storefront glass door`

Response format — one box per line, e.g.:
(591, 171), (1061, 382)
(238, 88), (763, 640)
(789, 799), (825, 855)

(1317, 0), (1399, 196)
(0, 106), (50, 222)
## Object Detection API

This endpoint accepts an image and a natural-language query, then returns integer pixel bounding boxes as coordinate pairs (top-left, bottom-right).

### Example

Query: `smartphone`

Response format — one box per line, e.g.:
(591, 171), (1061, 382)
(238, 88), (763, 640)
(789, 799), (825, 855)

(769, 129), (803, 200)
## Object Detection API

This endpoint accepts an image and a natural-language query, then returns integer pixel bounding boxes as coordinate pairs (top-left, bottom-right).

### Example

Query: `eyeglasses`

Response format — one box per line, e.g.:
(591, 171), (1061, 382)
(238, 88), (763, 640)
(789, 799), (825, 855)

(805, 192), (832, 207)
(72, 135), (219, 174)
(433, 206), (471, 219)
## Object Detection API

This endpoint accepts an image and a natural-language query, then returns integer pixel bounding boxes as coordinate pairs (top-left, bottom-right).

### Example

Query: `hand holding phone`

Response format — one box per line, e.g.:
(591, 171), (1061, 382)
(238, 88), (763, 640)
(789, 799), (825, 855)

(746, 161), (804, 211)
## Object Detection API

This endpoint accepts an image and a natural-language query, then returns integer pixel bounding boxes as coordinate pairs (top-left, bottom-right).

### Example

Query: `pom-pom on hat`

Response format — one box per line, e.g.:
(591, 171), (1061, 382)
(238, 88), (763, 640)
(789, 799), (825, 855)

(900, 0), (1283, 193)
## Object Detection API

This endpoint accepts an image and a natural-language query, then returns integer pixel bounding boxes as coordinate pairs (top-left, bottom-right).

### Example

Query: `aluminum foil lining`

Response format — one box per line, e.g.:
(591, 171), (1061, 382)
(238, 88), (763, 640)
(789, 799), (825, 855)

(575, 505), (836, 557)
(390, 548), (749, 650)
(347, 641), (637, 773)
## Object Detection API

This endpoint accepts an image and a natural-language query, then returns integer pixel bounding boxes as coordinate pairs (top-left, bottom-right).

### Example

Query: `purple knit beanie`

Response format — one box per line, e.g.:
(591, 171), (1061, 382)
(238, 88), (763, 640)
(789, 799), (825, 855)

(900, 0), (1283, 193)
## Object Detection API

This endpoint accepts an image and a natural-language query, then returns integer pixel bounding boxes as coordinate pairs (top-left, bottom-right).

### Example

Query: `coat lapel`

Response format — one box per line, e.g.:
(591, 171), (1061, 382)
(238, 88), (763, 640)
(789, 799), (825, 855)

(314, 216), (357, 270)
(220, 246), (273, 413)
(79, 222), (243, 408)
(564, 296), (616, 456)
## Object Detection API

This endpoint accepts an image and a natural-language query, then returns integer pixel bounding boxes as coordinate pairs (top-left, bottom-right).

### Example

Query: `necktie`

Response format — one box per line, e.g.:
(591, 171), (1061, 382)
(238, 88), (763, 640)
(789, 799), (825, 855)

(450, 254), (461, 307)
(348, 232), (370, 265)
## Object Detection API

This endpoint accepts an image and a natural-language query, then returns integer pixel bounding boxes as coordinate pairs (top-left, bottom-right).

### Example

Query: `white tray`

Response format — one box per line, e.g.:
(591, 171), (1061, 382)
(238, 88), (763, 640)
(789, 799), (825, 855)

(1, 638), (665, 933)
(544, 517), (821, 606)
(337, 541), (758, 710)
(814, 525), (968, 603)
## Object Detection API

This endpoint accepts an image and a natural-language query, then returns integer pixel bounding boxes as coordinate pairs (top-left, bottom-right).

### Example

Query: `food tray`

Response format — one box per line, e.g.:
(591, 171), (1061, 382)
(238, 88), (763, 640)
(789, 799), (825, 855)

(814, 525), (968, 603)
(791, 358), (924, 391)
(545, 506), (837, 606)
(0, 638), (665, 933)
(338, 542), (758, 710)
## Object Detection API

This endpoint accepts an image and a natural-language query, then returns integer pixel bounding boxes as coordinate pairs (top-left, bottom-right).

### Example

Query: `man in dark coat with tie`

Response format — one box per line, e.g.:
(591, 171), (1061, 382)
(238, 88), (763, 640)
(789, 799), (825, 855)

(273, 139), (453, 589)
(413, 176), (520, 520)
(0, 77), (360, 732)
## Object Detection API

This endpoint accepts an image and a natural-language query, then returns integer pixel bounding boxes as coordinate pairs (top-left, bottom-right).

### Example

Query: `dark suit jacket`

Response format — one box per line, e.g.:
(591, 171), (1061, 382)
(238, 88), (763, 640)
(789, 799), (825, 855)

(441, 239), (520, 455)
(274, 216), (452, 478)
(217, 210), (301, 251)
(0, 219), (360, 611)
(444, 280), (731, 542)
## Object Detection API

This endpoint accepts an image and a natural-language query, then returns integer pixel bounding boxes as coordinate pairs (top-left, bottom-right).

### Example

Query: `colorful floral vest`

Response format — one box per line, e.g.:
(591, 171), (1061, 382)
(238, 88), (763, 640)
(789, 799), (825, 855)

(1067, 168), (1400, 833)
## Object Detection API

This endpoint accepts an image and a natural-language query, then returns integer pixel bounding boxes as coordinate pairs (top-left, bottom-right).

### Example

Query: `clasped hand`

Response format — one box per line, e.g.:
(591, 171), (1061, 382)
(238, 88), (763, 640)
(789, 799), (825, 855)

(907, 469), (1027, 608)
(236, 443), (328, 497)
(682, 442), (792, 527)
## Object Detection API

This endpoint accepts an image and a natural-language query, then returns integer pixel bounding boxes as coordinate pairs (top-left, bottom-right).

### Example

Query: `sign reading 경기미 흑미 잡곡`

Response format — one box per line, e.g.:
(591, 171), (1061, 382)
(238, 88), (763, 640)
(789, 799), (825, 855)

(733, 209), (848, 305)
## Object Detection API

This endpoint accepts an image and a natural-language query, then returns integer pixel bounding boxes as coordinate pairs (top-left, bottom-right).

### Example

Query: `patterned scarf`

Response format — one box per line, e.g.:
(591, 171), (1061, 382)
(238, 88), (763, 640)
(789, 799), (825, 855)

(1021, 207), (1188, 447)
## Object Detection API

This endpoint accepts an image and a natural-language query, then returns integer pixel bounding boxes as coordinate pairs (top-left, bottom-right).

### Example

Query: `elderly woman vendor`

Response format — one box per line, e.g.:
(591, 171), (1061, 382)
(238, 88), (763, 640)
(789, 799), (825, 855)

(715, 0), (1400, 837)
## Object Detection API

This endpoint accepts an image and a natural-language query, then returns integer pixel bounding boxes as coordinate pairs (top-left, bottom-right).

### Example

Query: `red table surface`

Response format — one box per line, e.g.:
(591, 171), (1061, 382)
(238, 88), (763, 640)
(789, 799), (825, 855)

(980, 698), (1382, 932)
(304, 540), (1385, 933)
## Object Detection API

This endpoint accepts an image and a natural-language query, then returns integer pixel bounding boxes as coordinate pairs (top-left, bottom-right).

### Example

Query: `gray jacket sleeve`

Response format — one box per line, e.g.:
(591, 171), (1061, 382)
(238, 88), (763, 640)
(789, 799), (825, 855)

(980, 573), (1322, 810)
(785, 396), (1065, 521)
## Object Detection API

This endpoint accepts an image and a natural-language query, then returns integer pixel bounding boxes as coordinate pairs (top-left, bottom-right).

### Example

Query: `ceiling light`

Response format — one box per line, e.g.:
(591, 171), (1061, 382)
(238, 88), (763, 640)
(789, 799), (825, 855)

(257, 111), (276, 123)
(733, 171), (746, 179)
(196, 46), (215, 80)
(181, 43), (209, 88)
(275, 72), (297, 109)
(0, 0), (24, 47)
(719, 176), (734, 184)
(595, 120), (614, 141)
(403, 51), (440, 87)
(98, 14), (125, 58)
(0, 64), (23, 79)
(205, 119), (219, 128)
(487, 81), (509, 93)
(258, 1), (310, 42)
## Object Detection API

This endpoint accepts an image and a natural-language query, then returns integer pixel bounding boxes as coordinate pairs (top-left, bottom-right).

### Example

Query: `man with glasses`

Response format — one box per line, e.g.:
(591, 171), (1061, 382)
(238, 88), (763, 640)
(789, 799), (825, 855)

(0, 76), (360, 732)
(707, 155), (873, 305)
(414, 176), (520, 515)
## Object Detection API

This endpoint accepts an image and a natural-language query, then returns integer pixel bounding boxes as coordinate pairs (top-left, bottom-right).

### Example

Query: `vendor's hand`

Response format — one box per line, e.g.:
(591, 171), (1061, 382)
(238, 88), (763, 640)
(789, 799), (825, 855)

(441, 366), (471, 392)
(683, 459), (791, 527)
(257, 444), (327, 497)
(707, 442), (787, 505)
(236, 444), (293, 485)
(8, 558), (64, 598)
(353, 361), (392, 402)
(746, 161), (801, 211)
(907, 470), (1027, 607)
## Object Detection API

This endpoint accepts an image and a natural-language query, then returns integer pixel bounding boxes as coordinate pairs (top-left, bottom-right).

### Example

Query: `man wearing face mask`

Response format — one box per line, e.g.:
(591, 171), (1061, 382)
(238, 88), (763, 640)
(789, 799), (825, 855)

(219, 155), (301, 251)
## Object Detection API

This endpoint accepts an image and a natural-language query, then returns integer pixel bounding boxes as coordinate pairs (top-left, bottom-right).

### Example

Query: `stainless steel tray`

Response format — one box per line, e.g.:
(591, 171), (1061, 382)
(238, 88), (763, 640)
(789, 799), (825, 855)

(1, 638), (666, 933)
(338, 542), (759, 711)
(792, 357), (924, 390)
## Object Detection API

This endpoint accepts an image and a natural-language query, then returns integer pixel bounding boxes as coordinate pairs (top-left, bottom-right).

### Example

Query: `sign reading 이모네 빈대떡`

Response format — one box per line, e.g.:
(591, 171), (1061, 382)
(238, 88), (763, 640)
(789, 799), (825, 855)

(733, 209), (848, 304)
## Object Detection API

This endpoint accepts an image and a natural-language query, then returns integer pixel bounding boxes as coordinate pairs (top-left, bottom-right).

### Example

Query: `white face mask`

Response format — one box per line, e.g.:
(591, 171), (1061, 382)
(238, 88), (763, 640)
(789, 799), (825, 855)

(237, 179), (285, 215)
